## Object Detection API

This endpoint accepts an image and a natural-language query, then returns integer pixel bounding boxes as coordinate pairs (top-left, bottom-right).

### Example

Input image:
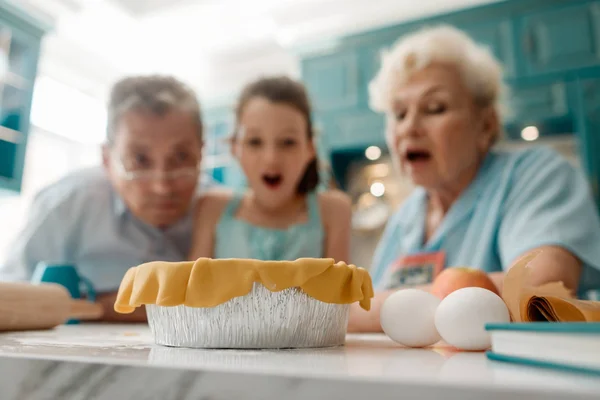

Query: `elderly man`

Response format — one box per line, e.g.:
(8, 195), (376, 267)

(0, 75), (211, 321)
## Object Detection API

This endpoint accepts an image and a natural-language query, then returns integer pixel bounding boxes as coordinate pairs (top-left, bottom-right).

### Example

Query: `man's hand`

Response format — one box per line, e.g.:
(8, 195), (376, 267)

(95, 292), (147, 322)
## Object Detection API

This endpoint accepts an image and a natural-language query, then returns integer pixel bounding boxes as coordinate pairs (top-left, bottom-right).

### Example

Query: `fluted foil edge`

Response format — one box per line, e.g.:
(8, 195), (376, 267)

(146, 283), (349, 349)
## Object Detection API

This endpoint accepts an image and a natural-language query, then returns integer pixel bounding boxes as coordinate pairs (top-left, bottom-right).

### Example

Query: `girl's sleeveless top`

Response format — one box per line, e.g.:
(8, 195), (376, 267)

(214, 191), (324, 261)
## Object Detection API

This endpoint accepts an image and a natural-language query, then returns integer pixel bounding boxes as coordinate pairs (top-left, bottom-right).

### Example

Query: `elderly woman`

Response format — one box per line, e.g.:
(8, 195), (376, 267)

(348, 25), (600, 332)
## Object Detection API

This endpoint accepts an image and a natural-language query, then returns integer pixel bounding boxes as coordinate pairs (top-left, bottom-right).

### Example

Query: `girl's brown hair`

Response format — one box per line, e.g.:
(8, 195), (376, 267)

(234, 76), (319, 194)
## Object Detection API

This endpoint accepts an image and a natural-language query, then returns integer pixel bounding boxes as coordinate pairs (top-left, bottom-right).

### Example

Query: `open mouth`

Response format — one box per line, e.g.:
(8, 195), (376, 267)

(153, 201), (178, 211)
(262, 174), (283, 189)
(405, 149), (432, 162)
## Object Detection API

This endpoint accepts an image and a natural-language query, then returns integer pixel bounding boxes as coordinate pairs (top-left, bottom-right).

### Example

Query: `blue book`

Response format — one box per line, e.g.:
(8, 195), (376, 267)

(485, 322), (600, 376)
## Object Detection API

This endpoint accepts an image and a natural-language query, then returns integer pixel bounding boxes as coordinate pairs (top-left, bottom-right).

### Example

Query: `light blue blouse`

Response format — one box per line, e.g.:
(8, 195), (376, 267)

(370, 146), (600, 298)
(214, 191), (324, 260)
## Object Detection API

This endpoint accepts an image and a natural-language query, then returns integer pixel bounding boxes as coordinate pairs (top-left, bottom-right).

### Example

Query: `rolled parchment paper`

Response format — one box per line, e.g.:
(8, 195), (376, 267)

(501, 251), (600, 322)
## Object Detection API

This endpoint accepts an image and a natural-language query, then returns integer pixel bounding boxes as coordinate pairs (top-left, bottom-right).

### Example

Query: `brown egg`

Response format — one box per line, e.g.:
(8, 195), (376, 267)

(430, 267), (499, 299)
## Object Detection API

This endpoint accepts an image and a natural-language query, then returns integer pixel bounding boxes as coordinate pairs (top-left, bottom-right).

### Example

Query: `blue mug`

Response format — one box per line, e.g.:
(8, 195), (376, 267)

(31, 263), (96, 324)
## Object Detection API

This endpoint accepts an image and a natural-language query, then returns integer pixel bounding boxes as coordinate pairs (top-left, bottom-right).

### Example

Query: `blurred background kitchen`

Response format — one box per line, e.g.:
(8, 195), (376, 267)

(0, 0), (598, 269)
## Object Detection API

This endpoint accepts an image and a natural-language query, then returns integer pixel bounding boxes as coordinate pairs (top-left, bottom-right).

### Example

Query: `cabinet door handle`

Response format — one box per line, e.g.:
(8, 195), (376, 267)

(0, 126), (22, 144)
(522, 28), (536, 57)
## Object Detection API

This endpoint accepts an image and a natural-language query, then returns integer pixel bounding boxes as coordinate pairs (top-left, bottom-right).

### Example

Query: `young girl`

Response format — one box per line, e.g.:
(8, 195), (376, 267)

(189, 76), (352, 262)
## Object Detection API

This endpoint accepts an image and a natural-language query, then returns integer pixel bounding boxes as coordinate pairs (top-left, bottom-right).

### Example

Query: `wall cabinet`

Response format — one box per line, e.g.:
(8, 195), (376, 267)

(300, 0), (600, 154)
(332, 111), (386, 150)
(202, 106), (247, 189)
(462, 18), (516, 78)
(0, 1), (47, 193)
(508, 80), (570, 122)
(517, 2), (600, 76)
(302, 51), (360, 112)
(296, 0), (600, 203)
(575, 76), (600, 207)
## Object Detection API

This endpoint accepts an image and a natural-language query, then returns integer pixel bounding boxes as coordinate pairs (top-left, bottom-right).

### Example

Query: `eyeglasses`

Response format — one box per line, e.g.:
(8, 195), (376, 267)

(111, 153), (200, 182)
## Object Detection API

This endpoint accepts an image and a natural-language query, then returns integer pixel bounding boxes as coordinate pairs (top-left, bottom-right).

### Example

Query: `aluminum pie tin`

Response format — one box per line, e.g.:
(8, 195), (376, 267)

(146, 282), (350, 349)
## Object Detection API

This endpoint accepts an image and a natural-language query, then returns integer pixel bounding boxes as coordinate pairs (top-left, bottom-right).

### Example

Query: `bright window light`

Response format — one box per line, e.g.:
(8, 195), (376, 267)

(30, 76), (107, 144)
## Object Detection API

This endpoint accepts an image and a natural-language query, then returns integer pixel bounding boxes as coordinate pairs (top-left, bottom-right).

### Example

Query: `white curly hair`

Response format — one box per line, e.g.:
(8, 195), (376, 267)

(368, 24), (509, 143)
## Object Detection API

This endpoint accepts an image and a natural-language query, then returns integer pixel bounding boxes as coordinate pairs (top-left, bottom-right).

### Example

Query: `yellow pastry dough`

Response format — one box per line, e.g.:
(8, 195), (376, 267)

(114, 258), (374, 313)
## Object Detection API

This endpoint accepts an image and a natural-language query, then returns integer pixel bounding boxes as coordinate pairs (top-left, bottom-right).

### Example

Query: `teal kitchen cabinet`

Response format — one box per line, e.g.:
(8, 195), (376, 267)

(204, 116), (229, 184)
(573, 76), (600, 207)
(204, 109), (231, 162)
(315, 110), (386, 151)
(461, 18), (517, 79)
(0, 1), (48, 192)
(357, 34), (406, 109)
(299, 1), (600, 155)
(516, 1), (600, 76)
(507, 79), (570, 121)
(502, 77), (576, 140)
(202, 105), (247, 189)
(302, 41), (395, 152)
(302, 51), (360, 112)
(300, 16), (522, 153)
(312, 116), (335, 158)
(335, 111), (386, 150)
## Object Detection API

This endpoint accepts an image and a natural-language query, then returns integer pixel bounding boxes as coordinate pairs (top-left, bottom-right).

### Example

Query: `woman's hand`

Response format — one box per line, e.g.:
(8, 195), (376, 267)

(95, 292), (147, 322)
(321, 191), (352, 263)
(510, 246), (582, 294)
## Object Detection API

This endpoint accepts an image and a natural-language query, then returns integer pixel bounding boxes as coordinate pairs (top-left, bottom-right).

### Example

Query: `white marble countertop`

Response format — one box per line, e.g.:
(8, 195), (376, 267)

(0, 323), (597, 400)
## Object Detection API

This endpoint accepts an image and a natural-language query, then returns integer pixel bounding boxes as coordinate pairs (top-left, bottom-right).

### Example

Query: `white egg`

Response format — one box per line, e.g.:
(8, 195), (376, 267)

(380, 289), (441, 347)
(434, 287), (510, 351)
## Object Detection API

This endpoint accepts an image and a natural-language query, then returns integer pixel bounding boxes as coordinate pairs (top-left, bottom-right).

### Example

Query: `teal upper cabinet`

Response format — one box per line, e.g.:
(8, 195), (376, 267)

(318, 111), (386, 150)
(357, 35), (401, 110)
(0, 1), (48, 192)
(202, 104), (247, 189)
(517, 1), (600, 76)
(507, 79), (569, 122)
(336, 111), (386, 149)
(462, 18), (516, 78)
(574, 76), (600, 205)
(302, 51), (360, 112)
(298, 0), (600, 155)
